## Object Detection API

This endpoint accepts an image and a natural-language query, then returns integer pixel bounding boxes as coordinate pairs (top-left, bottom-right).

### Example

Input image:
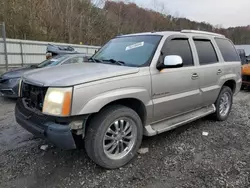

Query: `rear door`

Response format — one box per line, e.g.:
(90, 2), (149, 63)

(192, 38), (223, 106)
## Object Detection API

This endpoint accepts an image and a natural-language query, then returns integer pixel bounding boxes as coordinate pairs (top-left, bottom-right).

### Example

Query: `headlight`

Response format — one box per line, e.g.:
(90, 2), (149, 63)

(9, 78), (20, 83)
(42, 87), (72, 116)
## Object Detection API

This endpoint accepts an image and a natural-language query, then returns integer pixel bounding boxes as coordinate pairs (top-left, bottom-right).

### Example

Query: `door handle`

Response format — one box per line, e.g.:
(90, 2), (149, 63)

(217, 69), (222, 75)
(192, 73), (199, 80)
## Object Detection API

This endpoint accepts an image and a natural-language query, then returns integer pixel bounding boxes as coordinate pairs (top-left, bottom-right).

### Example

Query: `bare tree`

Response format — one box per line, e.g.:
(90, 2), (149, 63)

(0, 0), (249, 45)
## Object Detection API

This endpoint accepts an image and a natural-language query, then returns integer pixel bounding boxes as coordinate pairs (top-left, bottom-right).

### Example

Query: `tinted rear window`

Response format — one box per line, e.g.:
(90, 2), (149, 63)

(215, 38), (240, 62)
(194, 39), (218, 65)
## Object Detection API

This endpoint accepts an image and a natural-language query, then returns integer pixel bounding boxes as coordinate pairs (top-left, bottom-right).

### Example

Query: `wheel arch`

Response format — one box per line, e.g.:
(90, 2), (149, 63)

(223, 79), (236, 93)
(86, 98), (147, 128)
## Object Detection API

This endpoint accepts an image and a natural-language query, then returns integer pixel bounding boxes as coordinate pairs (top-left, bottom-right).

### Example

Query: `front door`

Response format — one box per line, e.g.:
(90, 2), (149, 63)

(151, 37), (202, 121)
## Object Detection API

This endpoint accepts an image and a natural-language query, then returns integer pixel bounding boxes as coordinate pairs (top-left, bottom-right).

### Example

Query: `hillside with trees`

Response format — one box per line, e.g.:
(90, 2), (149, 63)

(0, 0), (249, 45)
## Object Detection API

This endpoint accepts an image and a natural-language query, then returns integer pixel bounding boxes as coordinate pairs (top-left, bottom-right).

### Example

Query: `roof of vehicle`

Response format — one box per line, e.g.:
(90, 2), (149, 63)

(120, 30), (226, 39)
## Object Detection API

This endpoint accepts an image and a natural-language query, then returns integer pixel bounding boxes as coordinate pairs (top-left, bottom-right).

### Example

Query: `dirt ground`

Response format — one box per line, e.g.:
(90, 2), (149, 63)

(0, 92), (250, 188)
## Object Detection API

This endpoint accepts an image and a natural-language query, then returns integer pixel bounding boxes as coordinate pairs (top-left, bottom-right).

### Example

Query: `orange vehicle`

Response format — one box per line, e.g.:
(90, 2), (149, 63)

(238, 49), (250, 89)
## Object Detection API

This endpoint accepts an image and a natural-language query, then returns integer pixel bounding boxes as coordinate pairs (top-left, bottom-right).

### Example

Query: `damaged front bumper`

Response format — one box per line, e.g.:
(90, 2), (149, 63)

(15, 98), (86, 150)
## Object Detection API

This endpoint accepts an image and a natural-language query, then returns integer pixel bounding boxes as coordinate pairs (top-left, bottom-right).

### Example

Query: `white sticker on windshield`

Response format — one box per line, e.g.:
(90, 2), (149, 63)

(50, 59), (57, 62)
(125, 42), (144, 51)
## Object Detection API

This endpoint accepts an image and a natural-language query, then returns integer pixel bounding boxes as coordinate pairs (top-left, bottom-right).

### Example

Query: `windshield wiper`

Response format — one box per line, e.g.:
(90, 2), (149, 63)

(88, 57), (103, 63)
(30, 64), (38, 68)
(102, 59), (126, 66)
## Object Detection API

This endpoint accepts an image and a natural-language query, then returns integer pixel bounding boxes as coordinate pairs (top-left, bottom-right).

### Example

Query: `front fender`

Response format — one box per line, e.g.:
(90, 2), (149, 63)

(77, 87), (153, 116)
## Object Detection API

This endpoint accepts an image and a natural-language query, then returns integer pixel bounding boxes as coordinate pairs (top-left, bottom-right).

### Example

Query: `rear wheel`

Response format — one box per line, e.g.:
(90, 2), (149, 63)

(84, 105), (143, 169)
(213, 86), (233, 121)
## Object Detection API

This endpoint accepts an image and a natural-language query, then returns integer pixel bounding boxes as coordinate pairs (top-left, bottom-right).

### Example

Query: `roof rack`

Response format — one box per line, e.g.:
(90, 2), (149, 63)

(181, 30), (225, 37)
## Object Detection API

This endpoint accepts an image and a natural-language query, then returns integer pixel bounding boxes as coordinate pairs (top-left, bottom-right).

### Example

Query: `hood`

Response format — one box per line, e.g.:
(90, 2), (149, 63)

(1, 66), (35, 79)
(22, 63), (139, 87)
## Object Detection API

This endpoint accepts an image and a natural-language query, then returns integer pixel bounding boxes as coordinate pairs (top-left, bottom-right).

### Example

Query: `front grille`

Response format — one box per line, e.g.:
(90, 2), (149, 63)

(242, 75), (250, 82)
(21, 82), (48, 111)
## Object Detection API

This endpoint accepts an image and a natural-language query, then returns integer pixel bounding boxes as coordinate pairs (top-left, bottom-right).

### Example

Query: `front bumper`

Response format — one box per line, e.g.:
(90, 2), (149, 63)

(15, 99), (77, 150)
(0, 79), (19, 98)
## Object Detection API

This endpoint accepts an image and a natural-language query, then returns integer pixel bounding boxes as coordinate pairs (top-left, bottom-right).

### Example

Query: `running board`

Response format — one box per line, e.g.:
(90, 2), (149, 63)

(144, 104), (216, 136)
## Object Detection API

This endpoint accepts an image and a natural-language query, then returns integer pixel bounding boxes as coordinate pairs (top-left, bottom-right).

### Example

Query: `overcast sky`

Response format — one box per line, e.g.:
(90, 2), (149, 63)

(131, 0), (249, 28)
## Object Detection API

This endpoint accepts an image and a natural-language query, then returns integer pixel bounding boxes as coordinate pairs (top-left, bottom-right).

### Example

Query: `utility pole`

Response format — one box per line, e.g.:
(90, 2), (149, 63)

(1, 22), (8, 71)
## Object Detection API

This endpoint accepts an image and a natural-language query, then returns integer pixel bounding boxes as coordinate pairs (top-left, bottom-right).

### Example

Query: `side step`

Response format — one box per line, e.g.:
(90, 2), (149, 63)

(144, 104), (216, 136)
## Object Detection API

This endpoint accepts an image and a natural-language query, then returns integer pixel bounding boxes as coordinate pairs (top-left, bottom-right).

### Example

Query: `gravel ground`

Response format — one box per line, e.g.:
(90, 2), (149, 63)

(0, 92), (250, 188)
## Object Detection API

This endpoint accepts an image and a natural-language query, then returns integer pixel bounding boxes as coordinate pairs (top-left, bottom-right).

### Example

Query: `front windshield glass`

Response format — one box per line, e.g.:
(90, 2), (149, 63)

(36, 55), (68, 68)
(92, 35), (162, 67)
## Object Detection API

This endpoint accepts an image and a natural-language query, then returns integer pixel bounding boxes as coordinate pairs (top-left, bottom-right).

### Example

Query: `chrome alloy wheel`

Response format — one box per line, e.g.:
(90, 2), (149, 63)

(219, 92), (231, 117)
(103, 118), (137, 160)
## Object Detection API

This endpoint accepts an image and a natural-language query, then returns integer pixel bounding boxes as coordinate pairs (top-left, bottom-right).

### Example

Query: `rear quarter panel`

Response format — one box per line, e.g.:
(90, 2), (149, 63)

(222, 61), (242, 94)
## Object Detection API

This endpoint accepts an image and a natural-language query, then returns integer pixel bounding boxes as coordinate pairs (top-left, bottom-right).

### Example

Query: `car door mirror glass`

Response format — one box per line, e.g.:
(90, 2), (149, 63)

(164, 55), (183, 67)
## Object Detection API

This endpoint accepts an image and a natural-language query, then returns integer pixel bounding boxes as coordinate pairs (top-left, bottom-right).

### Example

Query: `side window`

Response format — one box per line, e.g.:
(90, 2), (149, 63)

(194, 39), (218, 65)
(63, 57), (84, 64)
(215, 38), (240, 62)
(162, 38), (194, 67)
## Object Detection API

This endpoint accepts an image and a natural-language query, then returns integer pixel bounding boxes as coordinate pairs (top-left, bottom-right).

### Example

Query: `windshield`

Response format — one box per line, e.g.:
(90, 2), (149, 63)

(36, 55), (68, 68)
(92, 35), (162, 67)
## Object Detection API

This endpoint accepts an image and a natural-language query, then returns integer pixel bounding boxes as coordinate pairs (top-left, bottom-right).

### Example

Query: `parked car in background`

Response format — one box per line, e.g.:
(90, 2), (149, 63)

(16, 30), (241, 169)
(46, 44), (79, 59)
(0, 54), (88, 98)
(237, 49), (248, 65)
(238, 49), (250, 89)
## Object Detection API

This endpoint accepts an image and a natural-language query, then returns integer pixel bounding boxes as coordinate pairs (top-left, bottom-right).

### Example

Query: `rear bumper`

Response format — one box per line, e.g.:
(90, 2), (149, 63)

(15, 99), (77, 150)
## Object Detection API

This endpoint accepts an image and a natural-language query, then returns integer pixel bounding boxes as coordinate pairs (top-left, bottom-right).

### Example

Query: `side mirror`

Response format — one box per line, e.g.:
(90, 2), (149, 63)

(157, 55), (183, 70)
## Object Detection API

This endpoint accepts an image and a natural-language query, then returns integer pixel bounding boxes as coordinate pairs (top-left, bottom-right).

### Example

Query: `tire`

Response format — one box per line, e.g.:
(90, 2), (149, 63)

(84, 105), (143, 169)
(213, 86), (233, 121)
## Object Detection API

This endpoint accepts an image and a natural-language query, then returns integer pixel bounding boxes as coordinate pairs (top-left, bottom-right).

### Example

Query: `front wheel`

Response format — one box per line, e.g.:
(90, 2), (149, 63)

(84, 105), (143, 169)
(213, 86), (233, 121)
